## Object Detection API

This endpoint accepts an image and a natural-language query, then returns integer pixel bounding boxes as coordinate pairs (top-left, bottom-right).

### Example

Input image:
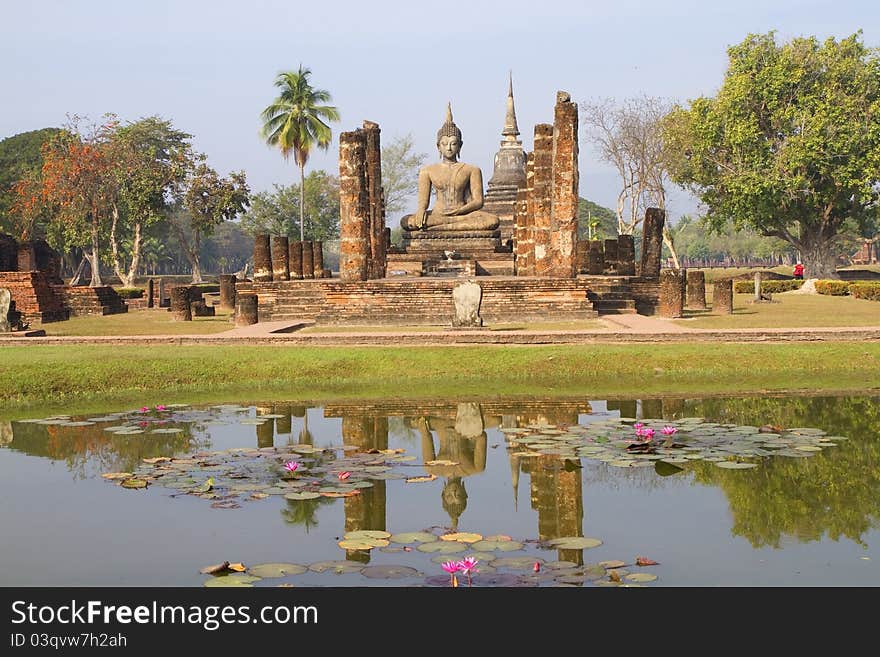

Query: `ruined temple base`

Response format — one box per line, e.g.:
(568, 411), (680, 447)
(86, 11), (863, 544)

(392, 231), (514, 276)
(236, 276), (604, 325)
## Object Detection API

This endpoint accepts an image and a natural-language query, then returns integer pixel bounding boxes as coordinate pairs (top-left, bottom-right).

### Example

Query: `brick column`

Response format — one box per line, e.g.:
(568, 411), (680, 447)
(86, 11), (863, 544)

(147, 278), (155, 308)
(235, 293), (258, 326)
(686, 270), (707, 309)
(253, 234), (272, 282)
(531, 124), (554, 276)
(549, 91), (579, 278)
(603, 239), (618, 274)
(289, 241), (303, 279)
(312, 240), (324, 278)
(219, 274), (236, 311)
(713, 279), (734, 314)
(587, 241), (604, 275)
(363, 121), (387, 279)
(339, 129), (370, 281)
(271, 235), (290, 281)
(659, 269), (685, 318)
(301, 241), (314, 280)
(576, 241), (589, 274)
(640, 208), (665, 279)
(514, 153), (534, 276)
(617, 234), (636, 276)
(170, 286), (192, 321)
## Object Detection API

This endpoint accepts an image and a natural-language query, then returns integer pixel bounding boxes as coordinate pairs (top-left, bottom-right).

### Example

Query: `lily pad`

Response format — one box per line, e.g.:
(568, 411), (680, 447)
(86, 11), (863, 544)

(204, 574), (261, 587)
(490, 556), (545, 570)
(284, 491), (321, 500)
(545, 537), (603, 550)
(714, 461), (758, 469)
(440, 532), (482, 543)
(308, 561), (364, 574)
(625, 572), (658, 582)
(338, 538), (389, 550)
(417, 541), (467, 554)
(247, 563), (307, 578)
(121, 478), (148, 489)
(361, 565), (421, 579)
(389, 531), (438, 544)
(471, 539), (525, 552)
(344, 530), (392, 540)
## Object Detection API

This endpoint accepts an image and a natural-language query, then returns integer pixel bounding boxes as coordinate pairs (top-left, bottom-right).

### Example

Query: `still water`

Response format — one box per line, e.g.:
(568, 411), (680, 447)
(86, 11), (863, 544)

(1, 395), (878, 587)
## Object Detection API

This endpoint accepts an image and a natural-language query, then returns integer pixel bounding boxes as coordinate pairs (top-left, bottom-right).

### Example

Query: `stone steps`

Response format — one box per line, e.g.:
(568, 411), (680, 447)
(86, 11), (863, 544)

(54, 286), (128, 317)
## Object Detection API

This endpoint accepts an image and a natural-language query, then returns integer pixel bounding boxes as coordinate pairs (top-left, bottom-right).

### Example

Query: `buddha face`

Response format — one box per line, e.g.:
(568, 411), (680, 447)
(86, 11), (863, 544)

(437, 135), (462, 160)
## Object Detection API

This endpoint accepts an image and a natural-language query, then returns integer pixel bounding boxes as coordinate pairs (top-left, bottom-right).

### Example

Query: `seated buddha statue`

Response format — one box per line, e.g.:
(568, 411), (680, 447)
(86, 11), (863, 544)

(400, 104), (500, 232)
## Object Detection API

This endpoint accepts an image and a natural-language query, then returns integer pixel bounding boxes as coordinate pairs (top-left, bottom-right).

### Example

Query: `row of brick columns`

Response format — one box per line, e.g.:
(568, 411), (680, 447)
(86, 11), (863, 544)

(659, 269), (734, 317)
(253, 235), (327, 282)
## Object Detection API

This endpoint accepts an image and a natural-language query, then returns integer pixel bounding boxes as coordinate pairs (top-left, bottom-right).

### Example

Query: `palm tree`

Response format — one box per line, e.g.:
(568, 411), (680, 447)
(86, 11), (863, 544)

(260, 66), (340, 241)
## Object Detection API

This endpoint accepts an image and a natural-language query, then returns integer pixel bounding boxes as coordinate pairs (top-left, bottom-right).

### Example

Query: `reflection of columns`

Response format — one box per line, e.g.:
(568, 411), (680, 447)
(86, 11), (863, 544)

(256, 406), (274, 448)
(662, 397), (684, 420)
(342, 413), (389, 563)
(0, 420), (12, 446)
(526, 455), (584, 565)
(274, 404), (292, 435)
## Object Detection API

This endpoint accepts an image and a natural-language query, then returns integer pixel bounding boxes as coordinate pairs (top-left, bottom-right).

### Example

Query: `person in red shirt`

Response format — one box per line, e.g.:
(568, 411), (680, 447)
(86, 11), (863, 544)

(793, 262), (804, 279)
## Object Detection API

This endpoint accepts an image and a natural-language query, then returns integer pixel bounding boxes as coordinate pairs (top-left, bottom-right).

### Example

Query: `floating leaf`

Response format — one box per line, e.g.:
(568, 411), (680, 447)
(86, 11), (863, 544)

(598, 560), (626, 569)
(636, 556), (660, 566)
(390, 531), (438, 544)
(714, 461), (758, 469)
(203, 574), (260, 587)
(284, 492), (321, 500)
(425, 460), (459, 466)
(338, 538), (390, 550)
(440, 532), (482, 543)
(361, 565), (421, 579)
(308, 561), (364, 574)
(102, 472), (133, 480)
(545, 537), (602, 550)
(417, 541), (467, 554)
(247, 563), (307, 578)
(121, 478), (148, 489)
(626, 572), (658, 582)
(471, 539), (524, 552)
(655, 461), (684, 476)
(491, 556), (545, 570)
(344, 530), (392, 540)
(405, 474), (437, 483)
(228, 562), (247, 572)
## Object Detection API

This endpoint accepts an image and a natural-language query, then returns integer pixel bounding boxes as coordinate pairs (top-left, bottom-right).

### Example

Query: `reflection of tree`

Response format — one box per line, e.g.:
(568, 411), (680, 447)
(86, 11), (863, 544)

(281, 497), (333, 532)
(681, 395), (880, 548)
(10, 420), (203, 480)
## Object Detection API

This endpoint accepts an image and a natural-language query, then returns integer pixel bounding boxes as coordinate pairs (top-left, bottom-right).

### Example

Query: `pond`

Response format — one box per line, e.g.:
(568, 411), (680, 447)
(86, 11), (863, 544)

(1, 394), (878, 587)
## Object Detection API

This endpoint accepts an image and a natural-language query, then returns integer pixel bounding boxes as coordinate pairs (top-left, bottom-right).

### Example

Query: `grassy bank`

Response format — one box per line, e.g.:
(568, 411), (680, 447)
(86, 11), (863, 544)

(2, 343), (879, 418)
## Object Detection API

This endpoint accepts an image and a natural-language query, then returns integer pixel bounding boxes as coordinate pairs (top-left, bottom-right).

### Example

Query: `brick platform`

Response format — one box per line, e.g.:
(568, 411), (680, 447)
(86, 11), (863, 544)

(53, 286), (128, 317)
(236, 276), (600, 325)
(0, 272), (69, 324)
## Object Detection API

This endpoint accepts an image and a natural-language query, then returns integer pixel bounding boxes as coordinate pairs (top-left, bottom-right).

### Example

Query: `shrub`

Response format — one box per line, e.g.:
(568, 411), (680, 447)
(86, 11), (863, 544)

(849, 282), (880, 301)
(814, 280), (850, 296)
(733, 280), (804, 294)
(115, 287), (145, 299)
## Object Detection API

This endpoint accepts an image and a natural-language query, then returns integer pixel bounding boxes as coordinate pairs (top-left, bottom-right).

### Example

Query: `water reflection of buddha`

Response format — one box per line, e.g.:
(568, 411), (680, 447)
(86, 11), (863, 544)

(417, 402), (487, 530)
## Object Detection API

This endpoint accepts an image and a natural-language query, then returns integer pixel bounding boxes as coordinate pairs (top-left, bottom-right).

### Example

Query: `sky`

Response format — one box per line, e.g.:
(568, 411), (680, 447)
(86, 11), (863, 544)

(2, 0), (878, 225)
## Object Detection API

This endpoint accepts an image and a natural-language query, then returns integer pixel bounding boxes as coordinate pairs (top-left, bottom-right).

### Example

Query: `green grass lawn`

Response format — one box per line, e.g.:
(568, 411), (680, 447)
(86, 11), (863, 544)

(2, 343), (879, 418)
(37, 309), (235, 336)
(674, 292), (880, 329)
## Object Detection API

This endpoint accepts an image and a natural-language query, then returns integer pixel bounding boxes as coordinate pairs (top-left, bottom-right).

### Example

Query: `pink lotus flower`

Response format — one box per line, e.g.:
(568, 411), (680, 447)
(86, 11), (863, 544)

(283, 461), (299, 473)
(642, 427), (655, 442)
(457, 557), (479, 586)
(139, 407), (150, 413)
(155, 405), (167, 411)
(441, 560), (461, 587)
(634, 422), (644, 431)
(338, 471), (351, 481)
(662, 426), (678, 436)
(533, 561), (541, 573)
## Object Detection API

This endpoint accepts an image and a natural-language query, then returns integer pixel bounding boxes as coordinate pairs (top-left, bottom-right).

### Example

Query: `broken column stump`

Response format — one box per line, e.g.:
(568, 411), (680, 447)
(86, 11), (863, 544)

(713, 279), (734, 314)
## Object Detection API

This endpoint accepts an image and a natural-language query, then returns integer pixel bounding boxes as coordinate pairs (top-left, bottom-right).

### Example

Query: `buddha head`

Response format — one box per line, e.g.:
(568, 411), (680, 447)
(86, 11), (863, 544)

(436, 102), (463, 159)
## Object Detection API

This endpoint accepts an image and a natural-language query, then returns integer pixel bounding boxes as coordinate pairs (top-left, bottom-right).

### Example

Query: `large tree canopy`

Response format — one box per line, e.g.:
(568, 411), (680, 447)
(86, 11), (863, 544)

(663, 31), (880, 278)
(0, 127), (62, 235)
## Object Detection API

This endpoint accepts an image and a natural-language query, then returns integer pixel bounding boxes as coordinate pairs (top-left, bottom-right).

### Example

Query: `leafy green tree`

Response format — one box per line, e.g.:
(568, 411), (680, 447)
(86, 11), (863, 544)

(664, 32), (880, 278)
(0, 128), (62, 235)
(172, 164), (249, 282)
(240, 170), (339, 241)
(577, 198), (617, 240)
(107, 117), (193, 287)
(260, 66), (340, 242)
(381, 133), (427, 222)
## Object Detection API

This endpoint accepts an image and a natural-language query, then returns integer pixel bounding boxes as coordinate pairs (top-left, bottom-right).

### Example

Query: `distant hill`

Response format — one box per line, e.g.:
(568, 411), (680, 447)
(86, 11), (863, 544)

(578, 198), (617, 240)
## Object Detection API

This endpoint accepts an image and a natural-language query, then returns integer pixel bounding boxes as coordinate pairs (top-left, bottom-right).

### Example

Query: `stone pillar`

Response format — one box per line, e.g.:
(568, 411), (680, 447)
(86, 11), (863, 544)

(617, 234), (636, 276)
(576, 241), (589, 274)
(301, 241), (314, 280)
(514, 153), (534, 276)
(17, 242), (36, 272)
(170, 286), (192, 321)
(713, 279), (734, 314)
(531, 124), (554, 276)
(363, 121), (387, 280)
(548, 91), (579, 278)
(271, 235), (290, 281)
(289, 241), (303, 280)
(158, 278), (167, 308)
(0, 234), (17, 271)
(640, 208), (665, 279)
(587, 241), (604, 275)
(235, 293), (258, 326)
(219, 274), (237, 311)
(253, 234), (272, 282)
(147, 278), (155, 308)
(686, 270), (707, 309)
(384, 227), (391, 253)
(603, 239), (618, 274)
(753, 271), (762, 301)
(313, 240), (324, 278)
(659, 269), (685, 318)
(339, 129), (370, 281)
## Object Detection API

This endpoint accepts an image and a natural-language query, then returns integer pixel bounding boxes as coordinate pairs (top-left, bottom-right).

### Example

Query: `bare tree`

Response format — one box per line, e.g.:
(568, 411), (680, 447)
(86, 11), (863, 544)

(581, 95), (680, 267)
(381, 134), (427, 220)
